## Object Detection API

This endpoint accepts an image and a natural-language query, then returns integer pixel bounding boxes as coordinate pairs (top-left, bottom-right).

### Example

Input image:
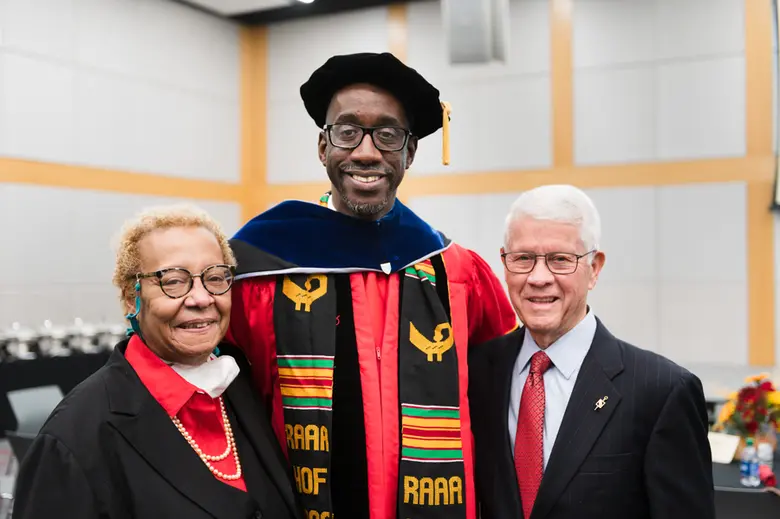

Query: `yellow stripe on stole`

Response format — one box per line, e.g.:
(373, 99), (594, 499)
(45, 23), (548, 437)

(277, 368), (333, 378)
(402, 417), (460, 429)
(413, 262), (436, 275)
(279, 386), (333, 398)
(402, 438), (463, 449)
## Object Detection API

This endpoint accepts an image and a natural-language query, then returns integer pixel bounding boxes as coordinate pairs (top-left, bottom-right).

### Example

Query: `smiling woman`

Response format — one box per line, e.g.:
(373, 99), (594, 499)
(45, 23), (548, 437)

(10, 205), (301, 519)
(112, 206), (238, 365)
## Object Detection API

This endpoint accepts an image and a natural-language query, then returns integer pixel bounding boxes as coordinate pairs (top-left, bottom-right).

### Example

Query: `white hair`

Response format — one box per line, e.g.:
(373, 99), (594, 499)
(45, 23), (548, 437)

(503, 184), (602, 251)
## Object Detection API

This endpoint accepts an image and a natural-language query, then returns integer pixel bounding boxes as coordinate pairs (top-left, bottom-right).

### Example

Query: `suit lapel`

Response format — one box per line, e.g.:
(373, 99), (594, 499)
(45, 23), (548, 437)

(494, 330), (525, 513)
(531, 320), (623, 519)
(224, 371), (300, 518)
(104, 352), (248, 519)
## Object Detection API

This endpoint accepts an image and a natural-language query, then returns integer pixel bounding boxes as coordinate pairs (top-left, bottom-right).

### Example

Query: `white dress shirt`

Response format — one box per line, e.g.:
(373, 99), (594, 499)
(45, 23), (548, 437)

(508, 310), (597, 469)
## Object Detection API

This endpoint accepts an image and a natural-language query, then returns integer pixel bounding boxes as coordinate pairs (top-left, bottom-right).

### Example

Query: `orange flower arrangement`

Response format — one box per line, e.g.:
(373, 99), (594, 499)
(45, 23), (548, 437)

(714, 373), (780, 437)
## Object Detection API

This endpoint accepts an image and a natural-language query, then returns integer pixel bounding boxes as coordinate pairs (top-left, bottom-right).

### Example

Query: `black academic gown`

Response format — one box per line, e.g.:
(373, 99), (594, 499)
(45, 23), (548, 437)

(12, 340), (303, 519)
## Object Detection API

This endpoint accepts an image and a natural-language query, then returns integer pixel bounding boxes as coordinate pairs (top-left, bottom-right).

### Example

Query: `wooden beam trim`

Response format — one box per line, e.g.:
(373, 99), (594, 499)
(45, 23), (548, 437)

(745, 0), (776, 366)
(240, 26), (269, 222)
(388, 3), (408, 63)
(0, 158), (242, 202)
(747, 180), (776, 366)
(261, 156), (774, 205)
(550, 0), (574, 168)
(746, 0), (774, 156)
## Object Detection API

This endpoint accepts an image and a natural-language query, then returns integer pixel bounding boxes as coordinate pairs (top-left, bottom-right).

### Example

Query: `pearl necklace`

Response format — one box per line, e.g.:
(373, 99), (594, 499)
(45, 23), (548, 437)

(171, 396), (243, 481)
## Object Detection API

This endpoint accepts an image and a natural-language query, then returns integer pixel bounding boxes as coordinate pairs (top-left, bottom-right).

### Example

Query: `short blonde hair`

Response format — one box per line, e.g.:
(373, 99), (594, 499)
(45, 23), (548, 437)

(112, 204), (237, 306)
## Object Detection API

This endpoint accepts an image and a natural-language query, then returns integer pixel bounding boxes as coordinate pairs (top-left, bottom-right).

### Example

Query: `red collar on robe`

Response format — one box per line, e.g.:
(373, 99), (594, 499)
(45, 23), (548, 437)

(125, 334), (200, 417)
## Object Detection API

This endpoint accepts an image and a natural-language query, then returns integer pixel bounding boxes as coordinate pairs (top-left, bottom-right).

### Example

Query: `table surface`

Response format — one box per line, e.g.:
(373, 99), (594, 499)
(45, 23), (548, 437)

(713, 451), (780, 490)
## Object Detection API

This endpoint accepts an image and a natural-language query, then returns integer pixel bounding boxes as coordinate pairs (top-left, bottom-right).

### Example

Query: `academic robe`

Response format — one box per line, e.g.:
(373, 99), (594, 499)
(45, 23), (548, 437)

(226, 212), (518, 519)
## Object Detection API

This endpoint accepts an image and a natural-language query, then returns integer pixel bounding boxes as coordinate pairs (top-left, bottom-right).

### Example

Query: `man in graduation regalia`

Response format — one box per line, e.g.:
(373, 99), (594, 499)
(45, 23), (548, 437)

(226, 52), (518, 519)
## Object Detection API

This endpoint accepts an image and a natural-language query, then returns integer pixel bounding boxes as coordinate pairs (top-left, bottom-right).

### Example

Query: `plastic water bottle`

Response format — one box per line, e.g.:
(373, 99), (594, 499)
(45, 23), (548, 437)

(740, 438), (760, 487)
(757, 440), (774, 471)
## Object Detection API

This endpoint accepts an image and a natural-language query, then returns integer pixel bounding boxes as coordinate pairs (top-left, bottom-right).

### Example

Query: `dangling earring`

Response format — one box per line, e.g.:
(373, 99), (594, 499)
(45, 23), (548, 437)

(125, 281), (143, 338)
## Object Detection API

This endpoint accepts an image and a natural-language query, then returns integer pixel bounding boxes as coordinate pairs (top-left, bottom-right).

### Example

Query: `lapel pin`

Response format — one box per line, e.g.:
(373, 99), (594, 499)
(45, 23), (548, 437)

(594, 395), (609, 411)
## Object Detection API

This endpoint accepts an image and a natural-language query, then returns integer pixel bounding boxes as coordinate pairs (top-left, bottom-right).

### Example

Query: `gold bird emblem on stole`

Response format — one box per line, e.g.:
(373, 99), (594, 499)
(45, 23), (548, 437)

(282, 274), (328, 312)
(409, 322), (454, 362)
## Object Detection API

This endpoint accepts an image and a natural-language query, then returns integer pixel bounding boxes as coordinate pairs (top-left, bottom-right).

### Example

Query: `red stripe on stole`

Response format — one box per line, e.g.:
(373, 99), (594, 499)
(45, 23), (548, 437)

(402, 427), (462, 439)
(277, 377), (332, 387)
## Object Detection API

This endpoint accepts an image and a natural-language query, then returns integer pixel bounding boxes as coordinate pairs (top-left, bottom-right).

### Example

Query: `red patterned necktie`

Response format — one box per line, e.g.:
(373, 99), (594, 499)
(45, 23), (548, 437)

(514, 350), (552, 519)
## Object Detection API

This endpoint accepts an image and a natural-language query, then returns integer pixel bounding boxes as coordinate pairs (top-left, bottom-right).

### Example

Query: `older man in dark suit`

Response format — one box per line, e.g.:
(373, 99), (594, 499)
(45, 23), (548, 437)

(468, 184), (715, 519)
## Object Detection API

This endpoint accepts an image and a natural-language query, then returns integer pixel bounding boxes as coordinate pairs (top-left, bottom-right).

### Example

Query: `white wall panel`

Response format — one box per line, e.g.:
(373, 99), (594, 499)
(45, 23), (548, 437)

(587, 283), (659, 353)
(406, 194), (482, 250)
(473, 75), (551, 172)
(655, 57), (746, 160)
(657, 182), (747, 283)
(73, 0), (240, 99)
(0, 0), (241, 182)
(0, 185), (241, 328)
(72, 74), (240, 180)
(135, 0), (240, 99)
(266, 98), (326, 184)
(656, 183), (748, 366)
(573, 0), (745, 164)
(124, 83), (239, 180)
(0, 53), (75, 164)
(72, 72), (147, 171)
(574, 66), (655, 164)
(573, 0), (655, 69)
(585, 186), (657, 283)
(654, 0), (744, 60)
(1, 0), (75, 61)
(573, 0), (743, 68)
(658, 283), (748, 366)
(74, 0), (144, 77)
(266, 6), (390, 184)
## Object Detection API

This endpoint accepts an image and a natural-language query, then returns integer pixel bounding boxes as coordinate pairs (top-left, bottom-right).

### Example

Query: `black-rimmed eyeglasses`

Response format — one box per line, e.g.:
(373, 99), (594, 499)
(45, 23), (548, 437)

(134, 264), (236, 299)
(501, 251), (596, 275)
(324, 123), (412, 152)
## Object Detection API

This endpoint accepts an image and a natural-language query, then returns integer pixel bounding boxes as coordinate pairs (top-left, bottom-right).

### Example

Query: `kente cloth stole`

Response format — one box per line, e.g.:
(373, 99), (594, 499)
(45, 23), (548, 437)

(273, 259), (467, 519)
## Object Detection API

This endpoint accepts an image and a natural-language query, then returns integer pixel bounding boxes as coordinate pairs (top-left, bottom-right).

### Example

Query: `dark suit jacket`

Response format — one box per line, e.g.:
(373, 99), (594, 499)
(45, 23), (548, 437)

(12, 340), (302, 519)
(468, 318), (715, 519)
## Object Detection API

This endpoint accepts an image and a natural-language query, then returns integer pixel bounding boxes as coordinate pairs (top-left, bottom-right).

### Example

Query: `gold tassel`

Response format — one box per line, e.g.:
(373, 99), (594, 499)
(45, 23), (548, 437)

(441, 101), (452, 166)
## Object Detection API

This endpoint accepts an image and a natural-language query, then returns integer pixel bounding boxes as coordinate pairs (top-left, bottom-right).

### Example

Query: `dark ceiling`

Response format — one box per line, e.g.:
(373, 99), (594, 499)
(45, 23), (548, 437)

(237, 0), (429, 24)
(177, 0), (430, 25)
